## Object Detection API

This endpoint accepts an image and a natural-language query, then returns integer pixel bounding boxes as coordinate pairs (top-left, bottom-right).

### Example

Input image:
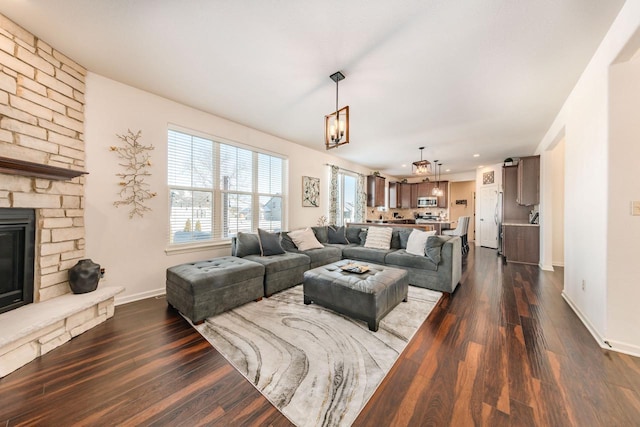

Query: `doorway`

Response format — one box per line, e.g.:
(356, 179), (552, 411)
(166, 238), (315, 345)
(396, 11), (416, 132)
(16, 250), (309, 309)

(479, 184), (499, 248)
(449, 180), (476, 242)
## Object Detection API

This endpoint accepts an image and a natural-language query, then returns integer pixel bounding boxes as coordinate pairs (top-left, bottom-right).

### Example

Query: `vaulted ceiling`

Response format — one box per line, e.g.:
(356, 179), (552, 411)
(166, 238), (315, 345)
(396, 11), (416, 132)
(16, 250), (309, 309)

(0, 0), (626, 176)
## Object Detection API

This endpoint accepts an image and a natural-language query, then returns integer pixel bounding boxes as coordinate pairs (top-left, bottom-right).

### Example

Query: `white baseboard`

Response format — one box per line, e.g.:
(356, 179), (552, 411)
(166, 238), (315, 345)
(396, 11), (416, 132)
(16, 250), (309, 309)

(561, 291), (640, 358)
(540, 264), (554, 271)
(115, 288), (166, 306)
(553, 262), (565, 267)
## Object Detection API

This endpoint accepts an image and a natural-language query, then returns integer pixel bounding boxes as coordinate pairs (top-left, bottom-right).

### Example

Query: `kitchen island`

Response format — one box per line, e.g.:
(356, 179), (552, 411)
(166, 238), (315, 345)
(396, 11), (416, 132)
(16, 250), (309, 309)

(356, 220), (451, 234)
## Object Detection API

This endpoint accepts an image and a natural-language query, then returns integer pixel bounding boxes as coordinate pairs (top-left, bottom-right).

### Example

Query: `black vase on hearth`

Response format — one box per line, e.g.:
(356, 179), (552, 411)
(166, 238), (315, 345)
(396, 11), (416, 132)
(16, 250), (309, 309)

(69, 259), (100, 294)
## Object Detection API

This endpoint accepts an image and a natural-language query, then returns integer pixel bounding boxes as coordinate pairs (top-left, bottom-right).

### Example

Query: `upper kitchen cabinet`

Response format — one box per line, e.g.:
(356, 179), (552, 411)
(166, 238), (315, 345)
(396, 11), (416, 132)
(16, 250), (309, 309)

(367, 175), (386, 207)
(435, 180), (448, 208)
(416, 182), (431, 198)
(389, 182), (412, 209)
(516, 156), (540, 206)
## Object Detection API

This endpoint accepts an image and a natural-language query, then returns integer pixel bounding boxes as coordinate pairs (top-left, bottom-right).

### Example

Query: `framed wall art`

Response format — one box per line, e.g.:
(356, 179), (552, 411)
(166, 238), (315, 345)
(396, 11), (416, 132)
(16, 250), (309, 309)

(482, 170), (495, 185)
(302, 176), (320, 207)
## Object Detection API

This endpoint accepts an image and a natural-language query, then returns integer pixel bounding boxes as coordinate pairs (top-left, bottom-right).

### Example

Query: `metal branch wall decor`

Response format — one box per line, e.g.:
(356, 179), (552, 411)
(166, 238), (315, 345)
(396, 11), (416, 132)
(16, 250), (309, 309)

(110, 129), (157, 218)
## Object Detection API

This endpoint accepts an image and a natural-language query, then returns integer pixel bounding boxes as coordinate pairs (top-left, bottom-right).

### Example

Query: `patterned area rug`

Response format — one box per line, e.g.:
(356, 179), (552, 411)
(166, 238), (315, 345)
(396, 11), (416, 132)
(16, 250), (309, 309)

(193, 285), (441, 427)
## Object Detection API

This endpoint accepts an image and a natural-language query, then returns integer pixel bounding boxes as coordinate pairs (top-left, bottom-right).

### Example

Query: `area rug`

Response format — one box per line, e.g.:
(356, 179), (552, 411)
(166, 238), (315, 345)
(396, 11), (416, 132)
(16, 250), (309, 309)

(192, 285), (441, 427)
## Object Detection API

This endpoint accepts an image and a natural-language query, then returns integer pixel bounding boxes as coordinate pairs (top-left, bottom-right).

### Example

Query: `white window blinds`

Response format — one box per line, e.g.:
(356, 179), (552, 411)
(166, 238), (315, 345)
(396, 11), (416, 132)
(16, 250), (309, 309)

(168, 129), (286, 245)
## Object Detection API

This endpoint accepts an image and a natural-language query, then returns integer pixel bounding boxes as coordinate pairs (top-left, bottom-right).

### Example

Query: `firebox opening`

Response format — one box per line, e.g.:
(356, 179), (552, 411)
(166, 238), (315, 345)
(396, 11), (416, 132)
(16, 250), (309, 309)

(0, 208), (35, 314)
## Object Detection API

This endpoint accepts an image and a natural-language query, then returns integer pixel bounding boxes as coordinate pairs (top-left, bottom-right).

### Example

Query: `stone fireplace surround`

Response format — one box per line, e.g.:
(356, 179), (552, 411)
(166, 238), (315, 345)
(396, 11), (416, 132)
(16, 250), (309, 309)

(0, 14), (123, 377)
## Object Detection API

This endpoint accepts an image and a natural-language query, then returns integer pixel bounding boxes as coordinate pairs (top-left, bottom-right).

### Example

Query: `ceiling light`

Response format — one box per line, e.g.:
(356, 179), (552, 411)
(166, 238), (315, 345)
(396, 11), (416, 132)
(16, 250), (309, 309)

(432, 161), (444, 196)
(445, 169), (451, 172)
(325, 71), (349, 150)
(478, 165), (484, 168)
(401, 164), (407, 168)
(412, 147), (431, 175)
(473, 154), (480, 157)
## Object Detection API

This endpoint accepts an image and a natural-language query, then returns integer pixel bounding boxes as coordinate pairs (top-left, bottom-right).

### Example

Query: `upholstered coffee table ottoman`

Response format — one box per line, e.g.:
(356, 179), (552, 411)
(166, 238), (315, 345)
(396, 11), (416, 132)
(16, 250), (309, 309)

(166, 256), (265, 324)
(303, 259), (408, 331)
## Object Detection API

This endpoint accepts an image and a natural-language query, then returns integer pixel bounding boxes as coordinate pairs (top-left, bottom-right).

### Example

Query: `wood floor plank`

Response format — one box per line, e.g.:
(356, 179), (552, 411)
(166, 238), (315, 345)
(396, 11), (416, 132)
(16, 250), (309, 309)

(2, 247), (640, 426)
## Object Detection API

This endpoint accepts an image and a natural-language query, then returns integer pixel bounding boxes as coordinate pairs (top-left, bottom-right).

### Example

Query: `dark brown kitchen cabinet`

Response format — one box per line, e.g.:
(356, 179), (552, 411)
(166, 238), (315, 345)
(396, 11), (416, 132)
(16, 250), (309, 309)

(502, 224), (539, 264)
(416, 182), (430, 198)
(410, 183), (419, 208)
(517, 155), (540, 206)
(367, 175), (386, 207)
(435, 180), (448, 208)
(389, 182), (411, 208)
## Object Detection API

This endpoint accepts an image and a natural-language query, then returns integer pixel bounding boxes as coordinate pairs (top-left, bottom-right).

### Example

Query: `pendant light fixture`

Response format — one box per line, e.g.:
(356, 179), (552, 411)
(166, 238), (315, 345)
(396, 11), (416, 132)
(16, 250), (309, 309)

(432, 161), (444, 196)
(412, 147), (431, 175)
(325, 71), (349, 150)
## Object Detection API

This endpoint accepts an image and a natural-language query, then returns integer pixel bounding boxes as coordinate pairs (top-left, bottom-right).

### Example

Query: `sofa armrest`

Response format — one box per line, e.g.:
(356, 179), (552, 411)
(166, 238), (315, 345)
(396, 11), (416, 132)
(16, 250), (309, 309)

(439, 236), (462, 292)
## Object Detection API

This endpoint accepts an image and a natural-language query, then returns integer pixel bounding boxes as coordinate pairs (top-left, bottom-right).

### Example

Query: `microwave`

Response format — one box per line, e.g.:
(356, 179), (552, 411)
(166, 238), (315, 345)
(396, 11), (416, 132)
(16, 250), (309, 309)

(417, 197), (438, 207)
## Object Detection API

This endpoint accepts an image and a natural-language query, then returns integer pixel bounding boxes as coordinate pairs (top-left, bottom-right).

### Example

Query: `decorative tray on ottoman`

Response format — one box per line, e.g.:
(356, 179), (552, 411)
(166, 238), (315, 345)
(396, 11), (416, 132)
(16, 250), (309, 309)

(340, 263), (369, 274)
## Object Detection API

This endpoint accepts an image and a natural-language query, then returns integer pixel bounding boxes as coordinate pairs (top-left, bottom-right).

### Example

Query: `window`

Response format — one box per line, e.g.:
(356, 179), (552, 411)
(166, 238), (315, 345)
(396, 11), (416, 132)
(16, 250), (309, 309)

(168, 129), (286, 245)
(336, 171), (357, 226)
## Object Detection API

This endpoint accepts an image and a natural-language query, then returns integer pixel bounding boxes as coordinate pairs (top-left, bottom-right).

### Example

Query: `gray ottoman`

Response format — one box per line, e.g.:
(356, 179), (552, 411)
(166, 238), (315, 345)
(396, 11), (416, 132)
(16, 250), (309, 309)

(303, 259), (408, 331)
(166, 256), (265, 324)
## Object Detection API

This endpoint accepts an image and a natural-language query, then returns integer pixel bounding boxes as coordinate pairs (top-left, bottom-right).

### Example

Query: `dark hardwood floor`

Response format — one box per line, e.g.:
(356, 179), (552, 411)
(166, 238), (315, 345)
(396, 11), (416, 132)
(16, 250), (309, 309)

(2, 246), (640, 426)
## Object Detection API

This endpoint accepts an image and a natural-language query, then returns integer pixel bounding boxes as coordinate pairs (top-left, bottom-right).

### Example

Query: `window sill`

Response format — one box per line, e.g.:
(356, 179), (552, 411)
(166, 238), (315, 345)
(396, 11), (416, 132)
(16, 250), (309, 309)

(165, 240), (231, 256)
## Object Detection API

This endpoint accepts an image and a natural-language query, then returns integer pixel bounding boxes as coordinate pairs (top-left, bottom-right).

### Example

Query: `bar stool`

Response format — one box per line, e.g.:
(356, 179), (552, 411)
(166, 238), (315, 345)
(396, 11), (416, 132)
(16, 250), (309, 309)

(443, 216), (470, 254)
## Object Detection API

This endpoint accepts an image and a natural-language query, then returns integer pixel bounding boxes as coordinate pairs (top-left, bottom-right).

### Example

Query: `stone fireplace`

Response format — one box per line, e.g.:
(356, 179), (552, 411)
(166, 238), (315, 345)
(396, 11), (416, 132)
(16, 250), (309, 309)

(0, 208), (35, 314)
(0, 14), (122, 377)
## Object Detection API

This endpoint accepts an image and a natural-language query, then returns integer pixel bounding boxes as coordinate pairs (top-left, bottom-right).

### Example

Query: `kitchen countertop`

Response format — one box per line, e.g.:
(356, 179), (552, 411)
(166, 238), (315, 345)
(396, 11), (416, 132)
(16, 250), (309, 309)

(502, 220), (539, 227)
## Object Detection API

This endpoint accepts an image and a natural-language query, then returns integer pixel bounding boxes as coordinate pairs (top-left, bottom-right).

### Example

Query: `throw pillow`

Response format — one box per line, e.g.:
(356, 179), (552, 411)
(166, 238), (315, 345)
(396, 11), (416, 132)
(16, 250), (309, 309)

(288, 228), (325, 251)
(364, 226), (393, 249)
(311, 226), (329, 244)
(345, 226), (361, 244)
(279, 231), (298, 252)
(257, 228), (285, 256)
(328, 225), (349, 244)
(358, 229), (368, 246)
(398, 229), (413, 249)
(425, 235), (446, 264)
(235, 232), (261, 257)
(406, 229), (437, 256)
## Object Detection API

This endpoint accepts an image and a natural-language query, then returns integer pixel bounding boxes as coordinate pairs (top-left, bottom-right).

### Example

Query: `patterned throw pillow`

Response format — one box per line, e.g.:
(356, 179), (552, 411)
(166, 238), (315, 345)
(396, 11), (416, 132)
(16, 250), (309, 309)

(363, 227), (393, 249)
(288, 228), (325, 251)
(425, 235), (446, 264)
(257, 228), (285, 256)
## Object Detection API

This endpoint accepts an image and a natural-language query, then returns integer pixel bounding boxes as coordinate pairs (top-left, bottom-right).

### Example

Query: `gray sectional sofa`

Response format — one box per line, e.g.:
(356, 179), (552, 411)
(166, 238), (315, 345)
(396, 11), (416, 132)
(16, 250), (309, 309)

(168, 224), (461, 323)
(232, 224), (461, 294)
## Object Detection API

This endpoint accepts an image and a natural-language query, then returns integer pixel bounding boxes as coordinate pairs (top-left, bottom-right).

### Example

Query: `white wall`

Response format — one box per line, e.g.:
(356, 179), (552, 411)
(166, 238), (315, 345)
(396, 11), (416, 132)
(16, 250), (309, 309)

(551, 139), (565, 267)
(607, 53), (640, 353)
(535, 0), (640, 355)
(84, 73), (370, 304)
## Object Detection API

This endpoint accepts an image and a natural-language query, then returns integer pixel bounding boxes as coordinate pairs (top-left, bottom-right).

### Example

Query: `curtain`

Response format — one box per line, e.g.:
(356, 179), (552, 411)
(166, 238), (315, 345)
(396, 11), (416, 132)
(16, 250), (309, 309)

(355, 173), (366, 222)
(329, 165), (339, 225)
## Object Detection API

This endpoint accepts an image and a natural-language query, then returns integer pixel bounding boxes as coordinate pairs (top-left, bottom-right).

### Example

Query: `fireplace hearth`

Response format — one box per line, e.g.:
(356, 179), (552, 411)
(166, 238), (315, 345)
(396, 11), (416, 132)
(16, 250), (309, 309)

(0, 208), (35, 314)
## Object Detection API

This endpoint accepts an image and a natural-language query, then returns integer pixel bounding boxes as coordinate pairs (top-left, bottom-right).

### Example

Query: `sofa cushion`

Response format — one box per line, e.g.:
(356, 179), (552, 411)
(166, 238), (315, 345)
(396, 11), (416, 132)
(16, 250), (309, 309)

(342, 245), (394, 264)
(235, 232), (261, 257)
(385, 249), (438, 272)
(302, 245), (342, 268)
(288, 228), (324, 251)
(312, 226), (329, 244)
(243, 252), (310, 275)
(257, 228), (285, 256)
(425, 235), (448, 264)
(364, 226), (393, 249)
(279, 231), (298, 252)
(328, 225), (349, 244)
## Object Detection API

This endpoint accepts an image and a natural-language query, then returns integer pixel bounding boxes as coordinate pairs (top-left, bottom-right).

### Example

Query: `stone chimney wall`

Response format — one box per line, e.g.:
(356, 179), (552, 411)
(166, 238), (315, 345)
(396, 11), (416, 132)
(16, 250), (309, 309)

(0, 14), (86, 302)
